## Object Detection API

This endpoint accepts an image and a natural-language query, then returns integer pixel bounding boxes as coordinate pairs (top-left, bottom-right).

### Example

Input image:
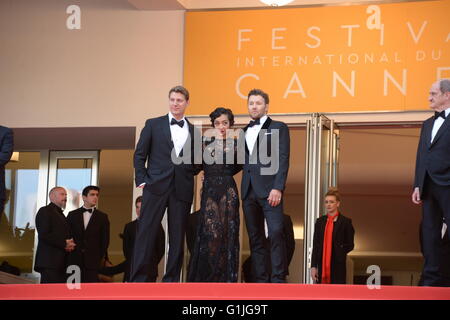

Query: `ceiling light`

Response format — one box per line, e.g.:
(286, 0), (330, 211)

(10, 152), (19, 162)
(294, 226), (304, 240)
(260, 0), (295, 6)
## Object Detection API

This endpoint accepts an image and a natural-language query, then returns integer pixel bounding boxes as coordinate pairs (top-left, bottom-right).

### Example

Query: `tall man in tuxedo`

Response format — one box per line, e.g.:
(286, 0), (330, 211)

(67, 185), (110, 283)
(34, 187), (75, 283)
(412, 79), (450, 287)
(131, 86), (200, 282)
(241, 89), (290, 283)
(0, 126), (13, 214)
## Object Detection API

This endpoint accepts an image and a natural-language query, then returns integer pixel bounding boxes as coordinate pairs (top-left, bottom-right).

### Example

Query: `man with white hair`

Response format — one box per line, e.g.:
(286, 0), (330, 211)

(412, 79), (450, 287)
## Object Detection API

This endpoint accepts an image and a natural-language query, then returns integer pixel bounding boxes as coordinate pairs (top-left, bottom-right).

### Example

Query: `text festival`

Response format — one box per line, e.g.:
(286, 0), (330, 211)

(233, 6), (449, 99)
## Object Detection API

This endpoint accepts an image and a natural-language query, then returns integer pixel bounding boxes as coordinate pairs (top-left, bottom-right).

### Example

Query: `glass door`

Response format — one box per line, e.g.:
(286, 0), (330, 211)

(2, 152), (44, 282)
(47, 151), (99, 215)
(303, 113), (339, 284)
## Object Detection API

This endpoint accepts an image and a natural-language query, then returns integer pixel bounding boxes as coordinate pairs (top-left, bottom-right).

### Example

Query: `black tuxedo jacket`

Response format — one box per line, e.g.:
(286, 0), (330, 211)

(311, 214), (355, 284)
(241, 117), (290, 199)
(122, 220), (137, 262)
(134, 114), (200, 203)
(67, 207), (110, 270)
(414, 113), (450, 194)
(34, 202), (71, 272)
(122, 219), (165, 281)
(0, 126), (13, 202)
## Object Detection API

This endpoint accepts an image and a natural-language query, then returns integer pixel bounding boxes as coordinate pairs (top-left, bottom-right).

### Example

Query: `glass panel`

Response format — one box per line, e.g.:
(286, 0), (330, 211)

(319, 121), (331, 216)
(303, 114), (340, 283)
(1, 152), (40, 275)
(331, 131), (339, 187)
(97, 149), (135, 282)
(56, 158), (93, 214)
(283, 128), (306, 283)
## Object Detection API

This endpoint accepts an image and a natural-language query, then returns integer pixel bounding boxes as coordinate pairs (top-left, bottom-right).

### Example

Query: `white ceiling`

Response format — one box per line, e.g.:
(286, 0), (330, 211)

(128, 0), (391, 10)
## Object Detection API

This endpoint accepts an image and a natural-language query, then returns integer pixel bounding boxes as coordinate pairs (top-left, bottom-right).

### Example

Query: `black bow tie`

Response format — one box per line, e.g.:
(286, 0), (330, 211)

(84, 208), (94, 213)
(248, 118), (261, 128)
(171, 118), (185, 128)
(434, 111), (446, 120)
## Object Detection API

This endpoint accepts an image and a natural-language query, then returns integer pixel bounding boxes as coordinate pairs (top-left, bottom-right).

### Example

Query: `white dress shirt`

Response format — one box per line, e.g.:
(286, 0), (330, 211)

(245, 115), (268, 154)
(83, 207), (95, 230)
(169, 112), (189, 157)
(431, 108), (450, 143)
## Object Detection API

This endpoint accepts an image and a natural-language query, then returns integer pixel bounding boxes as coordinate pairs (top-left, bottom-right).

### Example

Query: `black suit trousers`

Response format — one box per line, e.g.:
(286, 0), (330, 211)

(131, 186), (190, 282)
(243, 186), (287, 283)
(421, 174), (450, 286)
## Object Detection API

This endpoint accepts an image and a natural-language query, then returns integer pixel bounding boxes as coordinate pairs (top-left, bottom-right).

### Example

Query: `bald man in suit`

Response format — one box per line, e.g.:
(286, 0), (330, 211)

(34, 187), (75, 283)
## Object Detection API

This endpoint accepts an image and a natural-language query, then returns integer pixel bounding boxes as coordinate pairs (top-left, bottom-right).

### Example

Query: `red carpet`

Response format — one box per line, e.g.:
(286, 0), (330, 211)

(0, 283), (449, 300)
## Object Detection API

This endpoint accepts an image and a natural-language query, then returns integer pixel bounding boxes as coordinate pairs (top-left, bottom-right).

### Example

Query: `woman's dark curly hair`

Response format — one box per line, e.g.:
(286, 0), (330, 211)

(209, 107), (235, 127)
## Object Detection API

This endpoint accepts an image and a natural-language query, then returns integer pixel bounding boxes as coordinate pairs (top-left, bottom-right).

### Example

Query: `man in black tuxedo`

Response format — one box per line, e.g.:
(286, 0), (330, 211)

(412, 79), (450, 287)
(67, 186), (110, 283)
(0, 126), (14, 214)
(125, 196), (165, 282)
(98, 196), (165, 282)
(34, 187), (75, 283)
(131, 86), (200, 282)
(241, 89), (290, 283)
(242, 214), (295, 283)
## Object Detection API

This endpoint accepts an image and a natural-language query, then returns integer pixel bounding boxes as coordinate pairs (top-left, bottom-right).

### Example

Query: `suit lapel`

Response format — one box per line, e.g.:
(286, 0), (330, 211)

(50, 203), (67, 232)
(333, 215), (343, 240)
(431, 115), (450, 147)
(75, 209), (85, 234)
(186, 118), (194, 138)
(163, 114), (175, 149)
(319, 216), (327, 242)
(257, 117), (272, 155)
(186, 117), (195, 149)
(242, 125), (250, 155)
(85, 210), (96, 233)
(178, 117), (194, 158)
(423, 118), (434, 149)
(261, 116), (272, 131)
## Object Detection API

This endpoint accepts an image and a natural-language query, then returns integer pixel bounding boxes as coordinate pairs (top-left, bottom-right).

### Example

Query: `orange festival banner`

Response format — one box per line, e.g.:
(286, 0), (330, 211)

(184, 0), (450, 115)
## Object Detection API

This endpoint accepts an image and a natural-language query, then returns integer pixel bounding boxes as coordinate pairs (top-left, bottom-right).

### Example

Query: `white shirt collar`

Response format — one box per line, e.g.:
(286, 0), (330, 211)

(259, 115), (268, 126)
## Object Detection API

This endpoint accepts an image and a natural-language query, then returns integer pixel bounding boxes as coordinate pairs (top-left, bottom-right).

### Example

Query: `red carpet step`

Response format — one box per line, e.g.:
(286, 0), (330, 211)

(1, 283), (449, 300)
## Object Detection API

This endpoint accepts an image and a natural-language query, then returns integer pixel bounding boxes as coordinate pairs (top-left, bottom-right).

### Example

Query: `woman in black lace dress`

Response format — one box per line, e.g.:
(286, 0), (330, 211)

(187, 108), (242, 282)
